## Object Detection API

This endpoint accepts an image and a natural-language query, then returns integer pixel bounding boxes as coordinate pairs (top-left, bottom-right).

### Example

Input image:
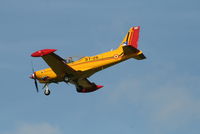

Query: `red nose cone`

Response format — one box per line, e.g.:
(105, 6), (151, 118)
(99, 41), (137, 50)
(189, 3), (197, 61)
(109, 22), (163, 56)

(29, 74), (35, 79)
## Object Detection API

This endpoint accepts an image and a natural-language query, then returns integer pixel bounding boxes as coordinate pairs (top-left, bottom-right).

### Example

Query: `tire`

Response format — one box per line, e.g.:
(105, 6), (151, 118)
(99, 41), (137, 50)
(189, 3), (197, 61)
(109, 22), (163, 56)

(44, 90), (51, 96)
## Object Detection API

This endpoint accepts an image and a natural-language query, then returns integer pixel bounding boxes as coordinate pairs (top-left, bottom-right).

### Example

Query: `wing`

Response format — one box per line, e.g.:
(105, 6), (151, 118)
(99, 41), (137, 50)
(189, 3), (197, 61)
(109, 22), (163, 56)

(31, 49), (104, 92)
(31, 49), (77, 77)
(76, 78), (103, 93)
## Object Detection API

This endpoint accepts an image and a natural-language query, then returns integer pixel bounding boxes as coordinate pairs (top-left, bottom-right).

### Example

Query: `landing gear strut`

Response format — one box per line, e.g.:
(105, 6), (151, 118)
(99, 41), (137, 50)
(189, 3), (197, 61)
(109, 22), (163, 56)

(43, 83), (51, 96)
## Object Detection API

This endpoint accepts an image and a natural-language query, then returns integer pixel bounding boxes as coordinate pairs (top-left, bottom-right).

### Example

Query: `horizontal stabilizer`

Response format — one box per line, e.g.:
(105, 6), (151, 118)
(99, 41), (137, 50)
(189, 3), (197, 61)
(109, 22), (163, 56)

(133, 53), (146, 60)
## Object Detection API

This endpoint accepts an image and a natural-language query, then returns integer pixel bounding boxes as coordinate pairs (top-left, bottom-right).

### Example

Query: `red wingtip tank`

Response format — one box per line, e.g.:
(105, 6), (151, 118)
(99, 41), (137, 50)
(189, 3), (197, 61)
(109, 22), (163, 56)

(31, 49), (57, 57)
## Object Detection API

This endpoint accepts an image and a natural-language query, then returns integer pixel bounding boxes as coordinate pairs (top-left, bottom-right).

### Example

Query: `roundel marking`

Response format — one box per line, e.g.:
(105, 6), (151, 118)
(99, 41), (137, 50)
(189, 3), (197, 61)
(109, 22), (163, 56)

(114, 54), (119, 59)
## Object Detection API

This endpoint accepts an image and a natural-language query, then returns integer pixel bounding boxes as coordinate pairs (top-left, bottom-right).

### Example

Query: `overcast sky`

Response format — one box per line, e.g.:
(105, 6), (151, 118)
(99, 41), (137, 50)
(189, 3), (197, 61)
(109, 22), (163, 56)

(0, 0), (200, 134)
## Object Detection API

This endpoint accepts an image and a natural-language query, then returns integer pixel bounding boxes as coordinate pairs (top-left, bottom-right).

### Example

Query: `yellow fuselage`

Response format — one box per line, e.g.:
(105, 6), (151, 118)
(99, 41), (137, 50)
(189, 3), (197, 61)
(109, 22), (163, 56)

(35, 45), (142, 83)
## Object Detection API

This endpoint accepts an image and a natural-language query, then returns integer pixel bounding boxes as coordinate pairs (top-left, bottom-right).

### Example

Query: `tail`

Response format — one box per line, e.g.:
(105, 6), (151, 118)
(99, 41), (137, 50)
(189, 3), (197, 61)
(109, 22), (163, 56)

(121, 26), (146, 60)
(121, 26), (140, 48)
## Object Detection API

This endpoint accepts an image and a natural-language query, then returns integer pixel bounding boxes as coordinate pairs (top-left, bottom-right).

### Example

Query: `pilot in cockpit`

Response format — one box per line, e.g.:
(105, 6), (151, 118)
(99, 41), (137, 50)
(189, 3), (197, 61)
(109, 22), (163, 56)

(66, 57), (73, 63)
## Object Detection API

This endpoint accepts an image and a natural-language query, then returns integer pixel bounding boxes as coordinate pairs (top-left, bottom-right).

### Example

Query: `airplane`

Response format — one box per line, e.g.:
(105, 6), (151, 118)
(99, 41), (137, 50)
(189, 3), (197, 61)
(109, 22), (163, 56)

(29, 26), (146, 96)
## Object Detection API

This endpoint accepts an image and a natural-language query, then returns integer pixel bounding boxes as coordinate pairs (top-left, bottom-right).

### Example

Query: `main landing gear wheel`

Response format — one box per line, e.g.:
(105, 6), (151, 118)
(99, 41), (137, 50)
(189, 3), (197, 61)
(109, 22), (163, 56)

(44, 89), (51, 96)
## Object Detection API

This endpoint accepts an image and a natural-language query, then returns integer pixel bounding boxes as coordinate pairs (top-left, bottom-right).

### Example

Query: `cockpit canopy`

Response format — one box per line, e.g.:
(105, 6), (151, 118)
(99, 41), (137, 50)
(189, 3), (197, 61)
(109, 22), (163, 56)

(65, 56), (84, 63)
(66, 57), (73, 63)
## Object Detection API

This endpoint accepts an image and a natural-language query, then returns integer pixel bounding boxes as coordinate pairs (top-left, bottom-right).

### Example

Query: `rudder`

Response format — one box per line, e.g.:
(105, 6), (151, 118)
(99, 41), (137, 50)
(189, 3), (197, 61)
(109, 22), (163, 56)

(121, 26), (140, 48)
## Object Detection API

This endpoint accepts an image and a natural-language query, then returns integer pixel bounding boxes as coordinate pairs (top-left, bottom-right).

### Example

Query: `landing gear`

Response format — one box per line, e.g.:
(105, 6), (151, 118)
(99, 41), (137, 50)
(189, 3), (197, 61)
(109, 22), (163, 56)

(43, 83), (51, 96)
(44, 89), (51, 96)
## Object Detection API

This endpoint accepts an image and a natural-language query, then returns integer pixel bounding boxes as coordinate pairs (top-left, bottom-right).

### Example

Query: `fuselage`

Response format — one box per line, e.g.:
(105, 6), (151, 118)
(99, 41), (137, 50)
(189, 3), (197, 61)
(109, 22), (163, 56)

(34, 45), (142, 83)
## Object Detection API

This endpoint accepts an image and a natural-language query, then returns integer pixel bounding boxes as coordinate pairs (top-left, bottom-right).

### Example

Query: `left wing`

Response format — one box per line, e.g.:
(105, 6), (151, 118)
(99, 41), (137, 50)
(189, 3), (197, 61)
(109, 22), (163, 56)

(76, 78), (103, 93)
(31, 49), (77, 77)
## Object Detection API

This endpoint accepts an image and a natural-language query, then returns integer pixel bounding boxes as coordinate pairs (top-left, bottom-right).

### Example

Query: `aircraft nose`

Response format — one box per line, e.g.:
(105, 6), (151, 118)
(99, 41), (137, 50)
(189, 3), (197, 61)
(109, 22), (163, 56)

(29, 74), (35, 79)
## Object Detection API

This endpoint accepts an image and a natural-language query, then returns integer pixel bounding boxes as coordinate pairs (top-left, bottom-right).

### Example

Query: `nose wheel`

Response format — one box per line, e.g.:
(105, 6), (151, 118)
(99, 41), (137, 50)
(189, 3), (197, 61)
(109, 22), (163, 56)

(43, 83), (51, 96)
(44, 89), (51, 96)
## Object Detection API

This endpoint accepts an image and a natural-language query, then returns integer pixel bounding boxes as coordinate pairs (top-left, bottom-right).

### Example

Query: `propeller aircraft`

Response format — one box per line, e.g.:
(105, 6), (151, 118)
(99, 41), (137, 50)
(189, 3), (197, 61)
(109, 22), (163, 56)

(29, 26), (146, 95)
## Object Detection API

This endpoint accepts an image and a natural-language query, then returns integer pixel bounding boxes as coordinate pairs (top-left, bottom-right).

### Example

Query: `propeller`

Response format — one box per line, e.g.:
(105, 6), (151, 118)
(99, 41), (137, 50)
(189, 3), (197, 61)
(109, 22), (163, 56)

(31, 62), (39, 92)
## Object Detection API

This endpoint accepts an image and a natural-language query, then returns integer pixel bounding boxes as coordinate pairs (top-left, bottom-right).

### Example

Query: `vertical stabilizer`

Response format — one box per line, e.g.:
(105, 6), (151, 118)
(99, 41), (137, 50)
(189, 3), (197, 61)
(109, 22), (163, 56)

(120, 26), (146, 60)
(121, 26), (140, 48)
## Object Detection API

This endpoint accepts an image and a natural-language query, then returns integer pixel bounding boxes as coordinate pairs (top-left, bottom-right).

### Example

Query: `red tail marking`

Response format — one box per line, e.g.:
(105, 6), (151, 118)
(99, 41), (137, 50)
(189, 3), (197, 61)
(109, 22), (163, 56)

(128, 26), (140, 48)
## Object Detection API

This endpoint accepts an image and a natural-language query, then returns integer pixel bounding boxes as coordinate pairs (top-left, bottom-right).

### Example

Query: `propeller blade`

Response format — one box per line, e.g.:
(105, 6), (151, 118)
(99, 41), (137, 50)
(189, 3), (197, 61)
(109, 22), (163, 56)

(34, 78), (39, 92)
(31, 61), (35, 72)
(31, 61), (39, 93)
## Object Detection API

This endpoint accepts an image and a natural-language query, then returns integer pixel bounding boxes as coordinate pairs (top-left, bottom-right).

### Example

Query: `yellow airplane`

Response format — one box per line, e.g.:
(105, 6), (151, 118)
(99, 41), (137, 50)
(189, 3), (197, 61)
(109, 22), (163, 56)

(30, 26), (146, 95)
